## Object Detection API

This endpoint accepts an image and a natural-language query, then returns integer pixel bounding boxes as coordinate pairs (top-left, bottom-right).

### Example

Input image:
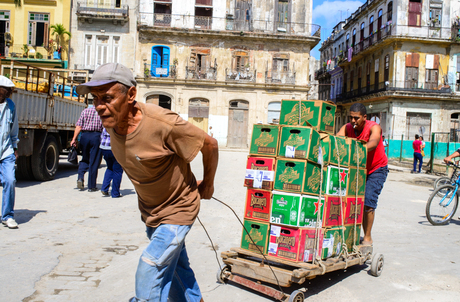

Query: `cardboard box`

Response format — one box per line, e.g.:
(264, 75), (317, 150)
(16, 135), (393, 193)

(344, 224), (361, 253)
(249, 124), (280, 157)
(279, 100), (336, 133)
(302, 161), (327, 196)
(279, 126), (321, 163)
(328, 135), (352, 167)
(343, 196), (364, 226)
(244, 189), (272, 222)
(274, 158), (306, 193)
(270, 191), (302, 226)
(325, 165), (348, 196)
(319, 132), (331, 166)
(349, 139), (367, 169)
(299, 194), (325, 228)
(322, 227), (344, 259)
(268, 225), (323, 262)
(323, 196), (344, 227)
(244, 156), (276, 190)
(347, 168), (367, 196)
(240, 219), (270, 254)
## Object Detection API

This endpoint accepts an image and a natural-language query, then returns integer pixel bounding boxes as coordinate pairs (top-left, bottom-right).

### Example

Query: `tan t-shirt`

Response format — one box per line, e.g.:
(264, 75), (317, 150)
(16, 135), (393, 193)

(108, 102), (206, 227)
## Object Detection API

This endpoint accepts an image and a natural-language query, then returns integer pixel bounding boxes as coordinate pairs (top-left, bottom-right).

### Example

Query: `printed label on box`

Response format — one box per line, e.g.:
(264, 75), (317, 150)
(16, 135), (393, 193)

(285, 145), (295, 158)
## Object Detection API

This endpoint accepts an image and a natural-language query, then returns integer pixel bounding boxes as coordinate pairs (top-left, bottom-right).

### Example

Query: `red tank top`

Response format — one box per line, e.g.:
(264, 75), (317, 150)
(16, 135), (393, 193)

(345, 120), (388, 174)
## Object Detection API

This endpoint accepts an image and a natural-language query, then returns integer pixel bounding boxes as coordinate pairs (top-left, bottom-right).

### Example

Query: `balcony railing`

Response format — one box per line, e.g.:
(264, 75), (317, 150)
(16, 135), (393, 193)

(2, 44), (52, 60)
(339, 80), (451, 103)
(265, 71), (295, 85)
(185, 66), (217, 80)
(225, 68), (256, 82)
(76, 2), (129, 20)
(138, 12), (321, 38)
(143, 64), (177, 79)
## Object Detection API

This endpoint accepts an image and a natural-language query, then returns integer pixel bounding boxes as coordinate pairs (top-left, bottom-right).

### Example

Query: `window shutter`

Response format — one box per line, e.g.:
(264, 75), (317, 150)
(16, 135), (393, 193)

(162, 46), (170, 77)
(456, 56), (460, 73)
(406, 53), (412, 67)
(433, 55), (440, 69)
(151, 46), (161, 77)
(412, 53), (419, 67)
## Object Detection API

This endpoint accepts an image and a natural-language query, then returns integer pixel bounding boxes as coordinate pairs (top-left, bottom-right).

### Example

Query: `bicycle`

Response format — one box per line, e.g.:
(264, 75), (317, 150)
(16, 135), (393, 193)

(433, 161), (460, 197)
(426, 161), (460, 225)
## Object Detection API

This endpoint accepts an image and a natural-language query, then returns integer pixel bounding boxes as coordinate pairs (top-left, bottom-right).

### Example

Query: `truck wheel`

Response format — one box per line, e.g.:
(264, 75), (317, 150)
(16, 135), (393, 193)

(32, 135), (59, 181)
(16, 155), (35, 180)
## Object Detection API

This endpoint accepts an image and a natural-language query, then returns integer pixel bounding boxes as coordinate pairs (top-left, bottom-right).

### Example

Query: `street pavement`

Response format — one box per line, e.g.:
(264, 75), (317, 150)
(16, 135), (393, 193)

(2, 150), (460, 302)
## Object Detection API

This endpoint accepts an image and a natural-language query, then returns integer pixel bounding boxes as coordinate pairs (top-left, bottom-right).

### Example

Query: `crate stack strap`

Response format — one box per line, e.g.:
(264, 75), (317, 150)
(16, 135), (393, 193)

(241, 99), (367, 266)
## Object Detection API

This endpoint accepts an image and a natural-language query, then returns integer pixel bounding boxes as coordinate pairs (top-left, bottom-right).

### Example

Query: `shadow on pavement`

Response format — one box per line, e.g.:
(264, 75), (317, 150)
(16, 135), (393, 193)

(14, 209), (47, 225)
(221, 263), (367, 301)
(418, 216), (460, 226)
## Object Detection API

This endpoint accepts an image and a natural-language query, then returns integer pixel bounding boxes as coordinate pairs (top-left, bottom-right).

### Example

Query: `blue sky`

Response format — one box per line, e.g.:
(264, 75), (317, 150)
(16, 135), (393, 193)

(311, 0), (365, 59)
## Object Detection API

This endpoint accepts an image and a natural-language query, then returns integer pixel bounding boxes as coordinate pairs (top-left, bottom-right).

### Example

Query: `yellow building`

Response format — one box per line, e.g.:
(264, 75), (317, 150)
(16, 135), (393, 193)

(0, 0), (71, 68)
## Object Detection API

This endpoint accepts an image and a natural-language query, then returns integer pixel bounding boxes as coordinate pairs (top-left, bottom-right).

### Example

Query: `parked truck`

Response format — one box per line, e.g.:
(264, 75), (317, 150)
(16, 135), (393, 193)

(1, 60), (88, 181)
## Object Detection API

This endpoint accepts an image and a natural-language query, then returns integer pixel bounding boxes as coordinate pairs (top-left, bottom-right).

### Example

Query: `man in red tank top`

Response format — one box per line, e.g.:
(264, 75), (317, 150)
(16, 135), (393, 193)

(337, 103), (388, 246)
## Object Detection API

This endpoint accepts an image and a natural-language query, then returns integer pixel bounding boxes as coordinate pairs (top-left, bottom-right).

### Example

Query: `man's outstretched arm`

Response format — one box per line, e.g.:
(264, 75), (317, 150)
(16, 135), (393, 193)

(198, 134), (219, 199)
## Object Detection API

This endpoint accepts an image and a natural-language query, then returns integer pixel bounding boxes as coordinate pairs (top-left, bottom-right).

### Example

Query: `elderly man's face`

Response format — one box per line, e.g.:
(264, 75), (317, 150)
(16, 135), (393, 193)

(91, 83), (135, 129)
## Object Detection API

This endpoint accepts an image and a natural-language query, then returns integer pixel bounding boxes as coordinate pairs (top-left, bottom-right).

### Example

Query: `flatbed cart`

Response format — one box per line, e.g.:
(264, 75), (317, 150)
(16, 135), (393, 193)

(218, 246), (383, 302)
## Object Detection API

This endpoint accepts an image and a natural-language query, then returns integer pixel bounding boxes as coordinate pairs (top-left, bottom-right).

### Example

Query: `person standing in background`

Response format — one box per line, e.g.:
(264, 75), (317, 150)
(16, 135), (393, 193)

(0, 76), (19, 229)
(412, 134), (422, 174)
(100, 128), (123, 198)
(71, 106), (103, 191)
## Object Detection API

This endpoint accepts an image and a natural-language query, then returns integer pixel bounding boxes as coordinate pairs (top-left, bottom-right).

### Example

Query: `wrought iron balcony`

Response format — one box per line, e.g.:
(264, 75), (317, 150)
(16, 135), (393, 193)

(185, 66), (217, 80)
(265, 70), (295, 85)
(226, 68), (256, 82)
(143, 64), (177, 79)
(138, 12), (321, 38)
(76, 2), (129, 22)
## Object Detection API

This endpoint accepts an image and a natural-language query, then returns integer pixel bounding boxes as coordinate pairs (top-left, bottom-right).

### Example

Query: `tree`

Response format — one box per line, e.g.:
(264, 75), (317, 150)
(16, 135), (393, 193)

(50, 24), (71, 59)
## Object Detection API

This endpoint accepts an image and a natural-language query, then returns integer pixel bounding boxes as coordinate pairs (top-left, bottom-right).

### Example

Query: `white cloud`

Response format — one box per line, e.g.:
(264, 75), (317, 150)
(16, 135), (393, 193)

(313, 0), (364, 30)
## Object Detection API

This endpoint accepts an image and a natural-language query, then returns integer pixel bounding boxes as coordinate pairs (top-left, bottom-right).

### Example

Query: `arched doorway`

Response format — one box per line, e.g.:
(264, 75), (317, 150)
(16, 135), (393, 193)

(227, 100), (249, 148)
(188, 98), (209, 132)
(146, 94), (171, 110)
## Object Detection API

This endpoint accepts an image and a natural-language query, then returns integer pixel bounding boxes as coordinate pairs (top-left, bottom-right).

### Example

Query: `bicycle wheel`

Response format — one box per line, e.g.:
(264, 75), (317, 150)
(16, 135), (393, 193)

(434, 176), (452, 189)
(434, 177), (454, 197)
(426, 185), (459, 225)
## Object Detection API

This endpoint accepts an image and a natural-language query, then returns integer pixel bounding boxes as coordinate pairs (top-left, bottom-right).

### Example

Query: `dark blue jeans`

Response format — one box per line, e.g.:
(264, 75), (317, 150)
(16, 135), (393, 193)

(77, 131), (102, 189)
(101, 149), (123, 197)
(365, 165), (389, 209)
(413, 152), (423, 172)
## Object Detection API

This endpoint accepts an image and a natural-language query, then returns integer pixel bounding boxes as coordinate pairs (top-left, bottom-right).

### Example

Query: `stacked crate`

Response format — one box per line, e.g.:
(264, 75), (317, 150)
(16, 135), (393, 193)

(241, 100), (367, 264)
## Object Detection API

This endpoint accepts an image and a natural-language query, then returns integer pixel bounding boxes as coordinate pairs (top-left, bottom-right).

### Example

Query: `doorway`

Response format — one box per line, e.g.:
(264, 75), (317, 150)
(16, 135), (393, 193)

(227, 100), (249, 148)
(188, 98), (209, 132)
(146, 94), (172, 110)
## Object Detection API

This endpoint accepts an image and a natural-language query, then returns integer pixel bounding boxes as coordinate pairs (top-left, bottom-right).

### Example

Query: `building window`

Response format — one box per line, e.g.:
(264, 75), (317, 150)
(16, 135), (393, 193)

(151, 45), (170, 77)
(406, 112), (431, 140)
(195, 0), (213, 29)
(375, 59), (380, 90)
(267, 101), (281, 124)
(113, 36), (120, 63)
(366, 62), (371, 92)
(425, 54), (439, 89)
(352, 28), (356, 46)
(28, 12), (49, 47)
(377, 9), (383, 40)
(387, 2), (393, 22)
(358, 67), (362, 92)
(272, 53), (289, 73)
(369, 15), (374, 37)
(232, 50), (249, 72)
(429, 1), (442, 28)
(360, 22), (365, 41)
(405, 53), (419, 88)
(346, 33), (349, 50)
(96, 36), (109, 67)
(84, 35), (92, 67)
(384, 55), (390, 82)
(350, 70), (354, 91)
(409, 0), (422, 27)
(276, 0), (290, 32)
(154, 0), (172, 27)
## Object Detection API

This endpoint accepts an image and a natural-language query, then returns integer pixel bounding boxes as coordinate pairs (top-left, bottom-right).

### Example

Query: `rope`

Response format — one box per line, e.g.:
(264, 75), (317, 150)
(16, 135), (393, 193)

(353, 140), (360, 256)
(210, 196), (285, 300)
(333, 136), (348, 261)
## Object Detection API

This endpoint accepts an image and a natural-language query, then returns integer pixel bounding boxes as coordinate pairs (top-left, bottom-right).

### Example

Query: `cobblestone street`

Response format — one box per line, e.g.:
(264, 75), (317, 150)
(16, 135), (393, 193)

(2, 150), (460, 302)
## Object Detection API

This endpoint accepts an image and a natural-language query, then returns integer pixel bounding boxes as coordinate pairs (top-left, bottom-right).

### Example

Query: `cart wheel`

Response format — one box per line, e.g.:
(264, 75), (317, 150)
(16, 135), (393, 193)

(288, 290), (304, 302)
(216, 264), (231, 284)
(370, 253), (384, 277)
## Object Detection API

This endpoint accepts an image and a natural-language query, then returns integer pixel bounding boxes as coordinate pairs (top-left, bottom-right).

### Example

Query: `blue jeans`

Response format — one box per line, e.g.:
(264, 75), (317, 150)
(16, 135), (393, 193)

(78, 131), (102, 189)
(413, 152), (423, 172)
(101, 149), (123, 197)
(364, 165), (389, 209)
(1, 153), (16, 221)
(133, 224), (202, 302)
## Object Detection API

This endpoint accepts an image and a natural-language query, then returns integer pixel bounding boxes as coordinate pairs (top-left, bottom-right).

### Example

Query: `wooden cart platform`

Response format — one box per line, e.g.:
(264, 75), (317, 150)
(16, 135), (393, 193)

(218, 246), (382, 302)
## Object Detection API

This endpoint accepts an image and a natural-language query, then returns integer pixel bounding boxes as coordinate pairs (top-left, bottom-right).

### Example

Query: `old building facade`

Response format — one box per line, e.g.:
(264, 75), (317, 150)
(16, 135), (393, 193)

(318, 0), (460, 142)
(136, 0), (320, 147)
(69, 0), (137, 75)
